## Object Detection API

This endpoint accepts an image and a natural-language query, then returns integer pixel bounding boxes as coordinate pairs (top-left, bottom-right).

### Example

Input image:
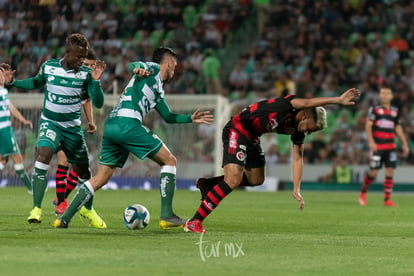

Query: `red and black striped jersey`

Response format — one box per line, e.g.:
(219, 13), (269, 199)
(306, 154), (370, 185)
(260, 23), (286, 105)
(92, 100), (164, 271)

(367, 104), (401, 150)
(231, 95), (305, 145)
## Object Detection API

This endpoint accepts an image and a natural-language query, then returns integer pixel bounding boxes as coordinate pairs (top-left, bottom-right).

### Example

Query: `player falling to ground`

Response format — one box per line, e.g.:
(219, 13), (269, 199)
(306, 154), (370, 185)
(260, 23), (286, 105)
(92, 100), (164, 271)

(184, 88), (361, 233)
(359, 88), (409, 207)
(53, 47), (213, 229)
(54, 50), (99, 216)
(0, 65), (33, 193)
(1, 34), (107, 227)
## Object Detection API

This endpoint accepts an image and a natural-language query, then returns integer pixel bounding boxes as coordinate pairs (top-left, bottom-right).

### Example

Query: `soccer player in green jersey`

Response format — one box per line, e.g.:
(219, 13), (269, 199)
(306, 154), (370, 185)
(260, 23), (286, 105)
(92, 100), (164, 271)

(53, 50), (99, 216)
(0, 66), (33, 193)
(2, 34), (107, 226)
(53, 47), (214, 229)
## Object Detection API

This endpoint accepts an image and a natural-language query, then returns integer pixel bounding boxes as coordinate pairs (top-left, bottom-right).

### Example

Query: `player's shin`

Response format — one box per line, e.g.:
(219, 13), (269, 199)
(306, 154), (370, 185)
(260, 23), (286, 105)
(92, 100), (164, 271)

(32, 161), (49, 207)
(160, 165), (176, 218)
(192, 181), (233, 221)
(61, 181), (95, 223)
(15, 163), (32, 191)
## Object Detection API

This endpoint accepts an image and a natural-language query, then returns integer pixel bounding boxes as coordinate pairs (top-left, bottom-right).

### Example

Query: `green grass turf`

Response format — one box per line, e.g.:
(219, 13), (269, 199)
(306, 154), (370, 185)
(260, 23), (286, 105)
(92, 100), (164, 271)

(1, 187), (414, 276)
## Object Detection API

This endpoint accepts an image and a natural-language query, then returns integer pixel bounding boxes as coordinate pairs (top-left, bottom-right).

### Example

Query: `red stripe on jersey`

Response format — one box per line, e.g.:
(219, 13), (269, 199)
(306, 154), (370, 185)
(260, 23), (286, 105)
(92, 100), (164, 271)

(376, 143), (395, 150)
(251, 117), (262, 132)
(374, 107), (393, 115)
(249, 102), (259, 112)
(373, 132), (395, 139)
(232, 115), (253, 140)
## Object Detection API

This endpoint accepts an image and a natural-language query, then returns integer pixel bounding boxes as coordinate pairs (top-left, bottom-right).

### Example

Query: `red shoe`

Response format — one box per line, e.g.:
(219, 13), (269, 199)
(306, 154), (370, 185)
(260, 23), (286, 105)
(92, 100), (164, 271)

(384, 200), (398, 207)
(55, 199), (68, 215)
(359, 193), (367, 206)
(196, 178), (210, 201)
(184, 219), (206, 233)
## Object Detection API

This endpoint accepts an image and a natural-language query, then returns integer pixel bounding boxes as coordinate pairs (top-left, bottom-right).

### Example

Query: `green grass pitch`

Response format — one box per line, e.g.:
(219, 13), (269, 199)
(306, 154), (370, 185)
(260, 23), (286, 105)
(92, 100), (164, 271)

(1, 187), (414, 275)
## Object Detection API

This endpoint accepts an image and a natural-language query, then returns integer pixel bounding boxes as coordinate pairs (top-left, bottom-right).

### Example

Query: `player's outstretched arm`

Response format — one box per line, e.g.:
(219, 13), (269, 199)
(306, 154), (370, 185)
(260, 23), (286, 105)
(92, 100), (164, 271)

(291, 88), (361, 109)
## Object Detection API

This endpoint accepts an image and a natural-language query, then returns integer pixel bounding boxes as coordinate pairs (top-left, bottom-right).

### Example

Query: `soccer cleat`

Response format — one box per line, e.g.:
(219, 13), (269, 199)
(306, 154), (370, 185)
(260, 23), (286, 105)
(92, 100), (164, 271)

(27, 207), (42, 223)
(159, 214), (186, 229)
(196, 178), (210, 200)
(184, 219), (206, 233)
(52, 218), (69, 228)
(52, 197), (58, 206)
(384, 199), (398, 207)
(80, 206), (107, 229)
(359, 193), (367, 206)
(55, 200), (68, 215)
(27, 189), (33, 195)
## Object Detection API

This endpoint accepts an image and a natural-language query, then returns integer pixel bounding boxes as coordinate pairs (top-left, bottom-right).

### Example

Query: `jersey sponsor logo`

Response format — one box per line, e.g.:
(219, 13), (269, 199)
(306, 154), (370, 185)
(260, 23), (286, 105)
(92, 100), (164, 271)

(375, 119), (394, 129)
(39, 122), (49, 130)
(48, 93), (78, 104)
(57, 97), (79, 104)
(228, 129), (238, 154)
(72, 81), (83, 86)
(236, 151), (246, 162)
(45, 129), (56, 141)
(60, 79), (69, 85)
(269, 118), (278, 129)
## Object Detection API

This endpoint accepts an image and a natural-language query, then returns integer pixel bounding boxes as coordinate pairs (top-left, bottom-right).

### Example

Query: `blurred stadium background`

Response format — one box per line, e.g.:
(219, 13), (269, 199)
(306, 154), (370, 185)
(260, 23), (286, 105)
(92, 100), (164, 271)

(2, 0), (414, 190)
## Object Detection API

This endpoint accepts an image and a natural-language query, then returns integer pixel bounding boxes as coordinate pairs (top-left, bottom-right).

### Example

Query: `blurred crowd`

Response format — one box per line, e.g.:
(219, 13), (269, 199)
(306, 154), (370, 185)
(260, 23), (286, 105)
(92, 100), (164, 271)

(2, 0), (414, 169)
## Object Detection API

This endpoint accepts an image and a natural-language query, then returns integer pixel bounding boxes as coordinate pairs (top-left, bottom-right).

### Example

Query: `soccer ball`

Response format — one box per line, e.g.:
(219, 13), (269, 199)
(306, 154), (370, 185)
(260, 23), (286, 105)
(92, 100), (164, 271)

(123, 204), (150, 230)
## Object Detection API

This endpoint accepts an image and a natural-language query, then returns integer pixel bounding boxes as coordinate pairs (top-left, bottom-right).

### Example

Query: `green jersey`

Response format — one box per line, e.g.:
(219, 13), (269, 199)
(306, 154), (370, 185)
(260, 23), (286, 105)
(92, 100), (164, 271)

(109, 61), (191, 124)
(0, 87), (11, 130)
(11, 59), (103, 128)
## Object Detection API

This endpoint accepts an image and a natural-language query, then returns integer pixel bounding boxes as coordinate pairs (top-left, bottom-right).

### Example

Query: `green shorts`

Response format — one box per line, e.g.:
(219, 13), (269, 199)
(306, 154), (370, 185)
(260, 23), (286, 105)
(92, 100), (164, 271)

(37, 119), (89, 165)
(0, 126), (20, 156)
(99, 118), (163, 168)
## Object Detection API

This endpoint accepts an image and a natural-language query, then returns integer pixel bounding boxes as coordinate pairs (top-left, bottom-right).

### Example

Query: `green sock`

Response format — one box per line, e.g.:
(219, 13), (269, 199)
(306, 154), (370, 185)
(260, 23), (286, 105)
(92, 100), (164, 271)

(84, 196), (93, 209)
(32, 164), (49, 208)
(15, 168), (32, 191)
(77, 178), (93, 210)
(61, 182), (94, 223)
(160, 166), (176, 218)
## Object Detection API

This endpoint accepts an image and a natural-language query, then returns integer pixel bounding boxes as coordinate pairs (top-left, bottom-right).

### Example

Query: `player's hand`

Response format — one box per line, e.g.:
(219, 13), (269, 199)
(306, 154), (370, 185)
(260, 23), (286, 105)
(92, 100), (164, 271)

(369, 141), (377, 153)
(191, 110), (214, 124)
(23, 119), (33, 129)
(87, 121), (97, 134)
(133, 68), (152, 77)
(0, 63), (15, 84)
(91, 60), (106, 80)
(292, 191), (305, 210)
(338, 88), (360, 105)
(402, 144), (410, 158)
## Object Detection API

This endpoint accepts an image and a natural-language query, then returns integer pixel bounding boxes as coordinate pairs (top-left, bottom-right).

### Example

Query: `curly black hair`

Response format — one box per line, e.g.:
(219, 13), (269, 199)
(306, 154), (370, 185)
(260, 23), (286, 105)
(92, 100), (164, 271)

(66, 33), (89, 49)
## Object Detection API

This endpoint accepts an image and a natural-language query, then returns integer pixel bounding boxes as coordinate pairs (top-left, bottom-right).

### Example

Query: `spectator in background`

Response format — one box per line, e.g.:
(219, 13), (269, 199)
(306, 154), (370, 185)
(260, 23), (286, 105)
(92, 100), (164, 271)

(201, 48), (222, 95)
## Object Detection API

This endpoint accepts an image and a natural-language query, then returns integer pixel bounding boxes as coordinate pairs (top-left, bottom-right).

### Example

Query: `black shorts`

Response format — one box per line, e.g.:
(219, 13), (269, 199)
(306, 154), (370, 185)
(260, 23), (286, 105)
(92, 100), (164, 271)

(221, 121), (265, 168)
(369, 149), (397, 169)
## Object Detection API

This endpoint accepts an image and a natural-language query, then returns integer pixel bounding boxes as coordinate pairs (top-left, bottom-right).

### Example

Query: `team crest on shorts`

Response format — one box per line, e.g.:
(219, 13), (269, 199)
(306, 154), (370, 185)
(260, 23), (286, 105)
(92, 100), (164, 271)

(236, 151), (246, 161)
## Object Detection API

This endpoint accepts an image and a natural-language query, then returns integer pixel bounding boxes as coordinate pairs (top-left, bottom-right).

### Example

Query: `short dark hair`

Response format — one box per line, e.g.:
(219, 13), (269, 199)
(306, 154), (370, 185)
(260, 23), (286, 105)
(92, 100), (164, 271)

(152, 47), (177, 64)
(66, 33), (89, 50)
